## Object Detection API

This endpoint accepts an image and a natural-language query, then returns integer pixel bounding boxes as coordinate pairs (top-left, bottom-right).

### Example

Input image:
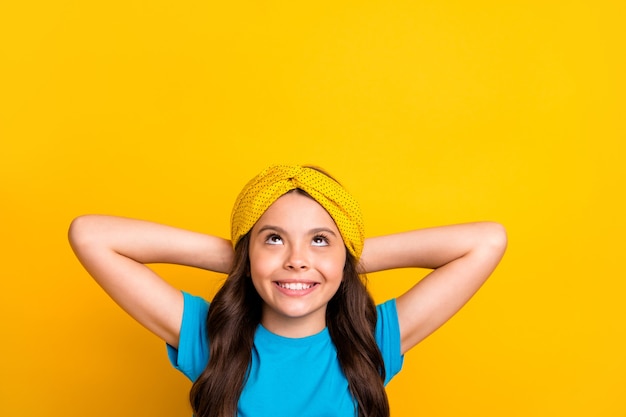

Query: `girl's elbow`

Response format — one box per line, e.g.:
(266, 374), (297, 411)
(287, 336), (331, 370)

(484, 222), (508, 255)
(68, 215), (99, 249)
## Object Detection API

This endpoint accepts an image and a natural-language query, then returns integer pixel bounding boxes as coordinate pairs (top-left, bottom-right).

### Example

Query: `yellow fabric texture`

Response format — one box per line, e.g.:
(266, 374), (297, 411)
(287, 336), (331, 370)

(231, 165), (364, 259)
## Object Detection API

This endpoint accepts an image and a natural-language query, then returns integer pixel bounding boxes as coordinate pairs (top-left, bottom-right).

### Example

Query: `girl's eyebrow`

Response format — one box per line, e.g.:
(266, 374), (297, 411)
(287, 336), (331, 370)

(309, 227), (338, 237)
(256, 225), (286, 234)
(256, 225), (338, 237)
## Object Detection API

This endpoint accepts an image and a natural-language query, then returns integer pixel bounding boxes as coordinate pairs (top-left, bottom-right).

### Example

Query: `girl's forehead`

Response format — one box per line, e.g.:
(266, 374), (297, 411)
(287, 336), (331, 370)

(254, 192), (339, 230)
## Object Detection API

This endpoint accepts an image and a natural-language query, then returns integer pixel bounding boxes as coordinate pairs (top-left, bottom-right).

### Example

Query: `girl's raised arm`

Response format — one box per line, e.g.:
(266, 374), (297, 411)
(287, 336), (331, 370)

(68, 215), (234, 348)
(359, 222), (507, 354)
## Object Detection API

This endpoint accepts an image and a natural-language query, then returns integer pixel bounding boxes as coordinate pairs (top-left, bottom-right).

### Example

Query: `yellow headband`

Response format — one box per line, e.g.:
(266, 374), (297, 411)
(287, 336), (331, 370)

(230, 165), (364, 259)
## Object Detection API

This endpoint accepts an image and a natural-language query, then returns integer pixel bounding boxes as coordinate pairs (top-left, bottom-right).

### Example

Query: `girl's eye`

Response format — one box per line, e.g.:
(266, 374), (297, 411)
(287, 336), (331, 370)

(265, 234), (283, 245)
(312, 234), (329, 247)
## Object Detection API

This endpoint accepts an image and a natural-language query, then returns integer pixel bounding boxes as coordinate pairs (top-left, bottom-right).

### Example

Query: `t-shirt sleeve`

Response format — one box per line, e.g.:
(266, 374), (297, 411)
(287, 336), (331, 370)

(375, 299), (404, 385)
(166, 291), (210, 382)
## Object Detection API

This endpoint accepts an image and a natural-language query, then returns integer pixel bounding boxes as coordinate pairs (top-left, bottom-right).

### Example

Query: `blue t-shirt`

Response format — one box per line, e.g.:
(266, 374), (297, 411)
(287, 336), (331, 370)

(167, 292), (404, 417)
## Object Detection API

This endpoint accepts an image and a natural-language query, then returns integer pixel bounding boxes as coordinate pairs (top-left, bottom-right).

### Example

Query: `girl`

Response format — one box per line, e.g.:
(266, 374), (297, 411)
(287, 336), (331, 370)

(68, 164), (507, 417)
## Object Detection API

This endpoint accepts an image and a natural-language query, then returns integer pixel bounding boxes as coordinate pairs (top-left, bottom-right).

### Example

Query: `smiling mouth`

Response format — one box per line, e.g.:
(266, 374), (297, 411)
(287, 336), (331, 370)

(275, 282), (318, 291)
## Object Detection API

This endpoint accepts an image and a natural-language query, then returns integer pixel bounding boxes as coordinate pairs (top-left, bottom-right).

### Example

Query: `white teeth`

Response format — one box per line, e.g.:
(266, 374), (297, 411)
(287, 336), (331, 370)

(279, 282), (314, 290)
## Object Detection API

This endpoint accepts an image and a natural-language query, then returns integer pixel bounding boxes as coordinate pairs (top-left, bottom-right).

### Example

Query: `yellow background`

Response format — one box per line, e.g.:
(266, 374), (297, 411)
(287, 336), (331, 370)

(1, 1), (624, 416)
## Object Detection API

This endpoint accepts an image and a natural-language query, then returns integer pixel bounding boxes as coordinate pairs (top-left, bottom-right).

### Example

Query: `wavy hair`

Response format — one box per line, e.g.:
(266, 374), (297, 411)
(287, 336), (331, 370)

(190, 193), (389, 417)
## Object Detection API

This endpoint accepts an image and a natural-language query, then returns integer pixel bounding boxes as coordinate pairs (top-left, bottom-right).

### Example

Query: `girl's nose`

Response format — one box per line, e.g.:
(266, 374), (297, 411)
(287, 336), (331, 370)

(284, 244), (310, 270)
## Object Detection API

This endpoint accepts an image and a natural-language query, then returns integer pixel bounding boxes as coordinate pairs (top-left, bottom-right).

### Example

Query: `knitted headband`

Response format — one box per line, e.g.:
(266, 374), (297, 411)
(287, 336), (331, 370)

(230, 165), (365, 259)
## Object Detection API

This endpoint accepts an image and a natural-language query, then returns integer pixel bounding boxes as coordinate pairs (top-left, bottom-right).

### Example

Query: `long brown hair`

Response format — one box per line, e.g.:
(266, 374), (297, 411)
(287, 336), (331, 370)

(189, 232), (260, 417)
(190, 195), (389, 417)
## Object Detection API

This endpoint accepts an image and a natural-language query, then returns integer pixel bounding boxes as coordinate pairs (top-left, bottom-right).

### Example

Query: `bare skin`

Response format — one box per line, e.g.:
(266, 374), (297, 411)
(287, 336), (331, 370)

(248, 193), (347, 337)
(68, 197), (507, 354)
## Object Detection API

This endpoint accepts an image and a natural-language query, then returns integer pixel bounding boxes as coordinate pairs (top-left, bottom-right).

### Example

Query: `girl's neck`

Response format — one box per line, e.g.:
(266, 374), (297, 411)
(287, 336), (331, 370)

(260, 308), (327, 338)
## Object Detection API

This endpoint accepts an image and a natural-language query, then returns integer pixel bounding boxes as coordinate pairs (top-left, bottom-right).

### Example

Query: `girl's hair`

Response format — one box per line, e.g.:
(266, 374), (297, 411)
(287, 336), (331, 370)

(190, 187), (389, 417)
(189, 232), (261, 417)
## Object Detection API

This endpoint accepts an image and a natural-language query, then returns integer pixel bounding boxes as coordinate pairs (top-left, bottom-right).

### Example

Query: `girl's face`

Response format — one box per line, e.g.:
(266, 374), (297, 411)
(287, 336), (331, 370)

(249, 191), (346, 337)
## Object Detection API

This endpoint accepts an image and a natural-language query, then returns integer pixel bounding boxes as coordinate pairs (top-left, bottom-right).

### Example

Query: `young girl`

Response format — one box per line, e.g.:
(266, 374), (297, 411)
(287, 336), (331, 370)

(69, 164), (507, 417)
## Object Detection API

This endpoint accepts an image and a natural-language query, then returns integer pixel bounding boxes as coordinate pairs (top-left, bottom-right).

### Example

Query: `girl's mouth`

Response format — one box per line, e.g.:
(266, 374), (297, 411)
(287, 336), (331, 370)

(275, 282), (318, 291)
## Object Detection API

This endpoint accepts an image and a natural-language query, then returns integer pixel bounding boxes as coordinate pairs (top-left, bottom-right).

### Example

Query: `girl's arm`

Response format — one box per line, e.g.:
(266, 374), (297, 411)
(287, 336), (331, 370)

(68, 215), (234, 348)
(359, 222), (507, 354)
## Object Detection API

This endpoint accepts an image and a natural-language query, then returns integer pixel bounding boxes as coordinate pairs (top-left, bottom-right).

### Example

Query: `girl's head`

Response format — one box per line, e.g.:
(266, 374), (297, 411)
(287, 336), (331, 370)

(228, 164), (366, 334)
